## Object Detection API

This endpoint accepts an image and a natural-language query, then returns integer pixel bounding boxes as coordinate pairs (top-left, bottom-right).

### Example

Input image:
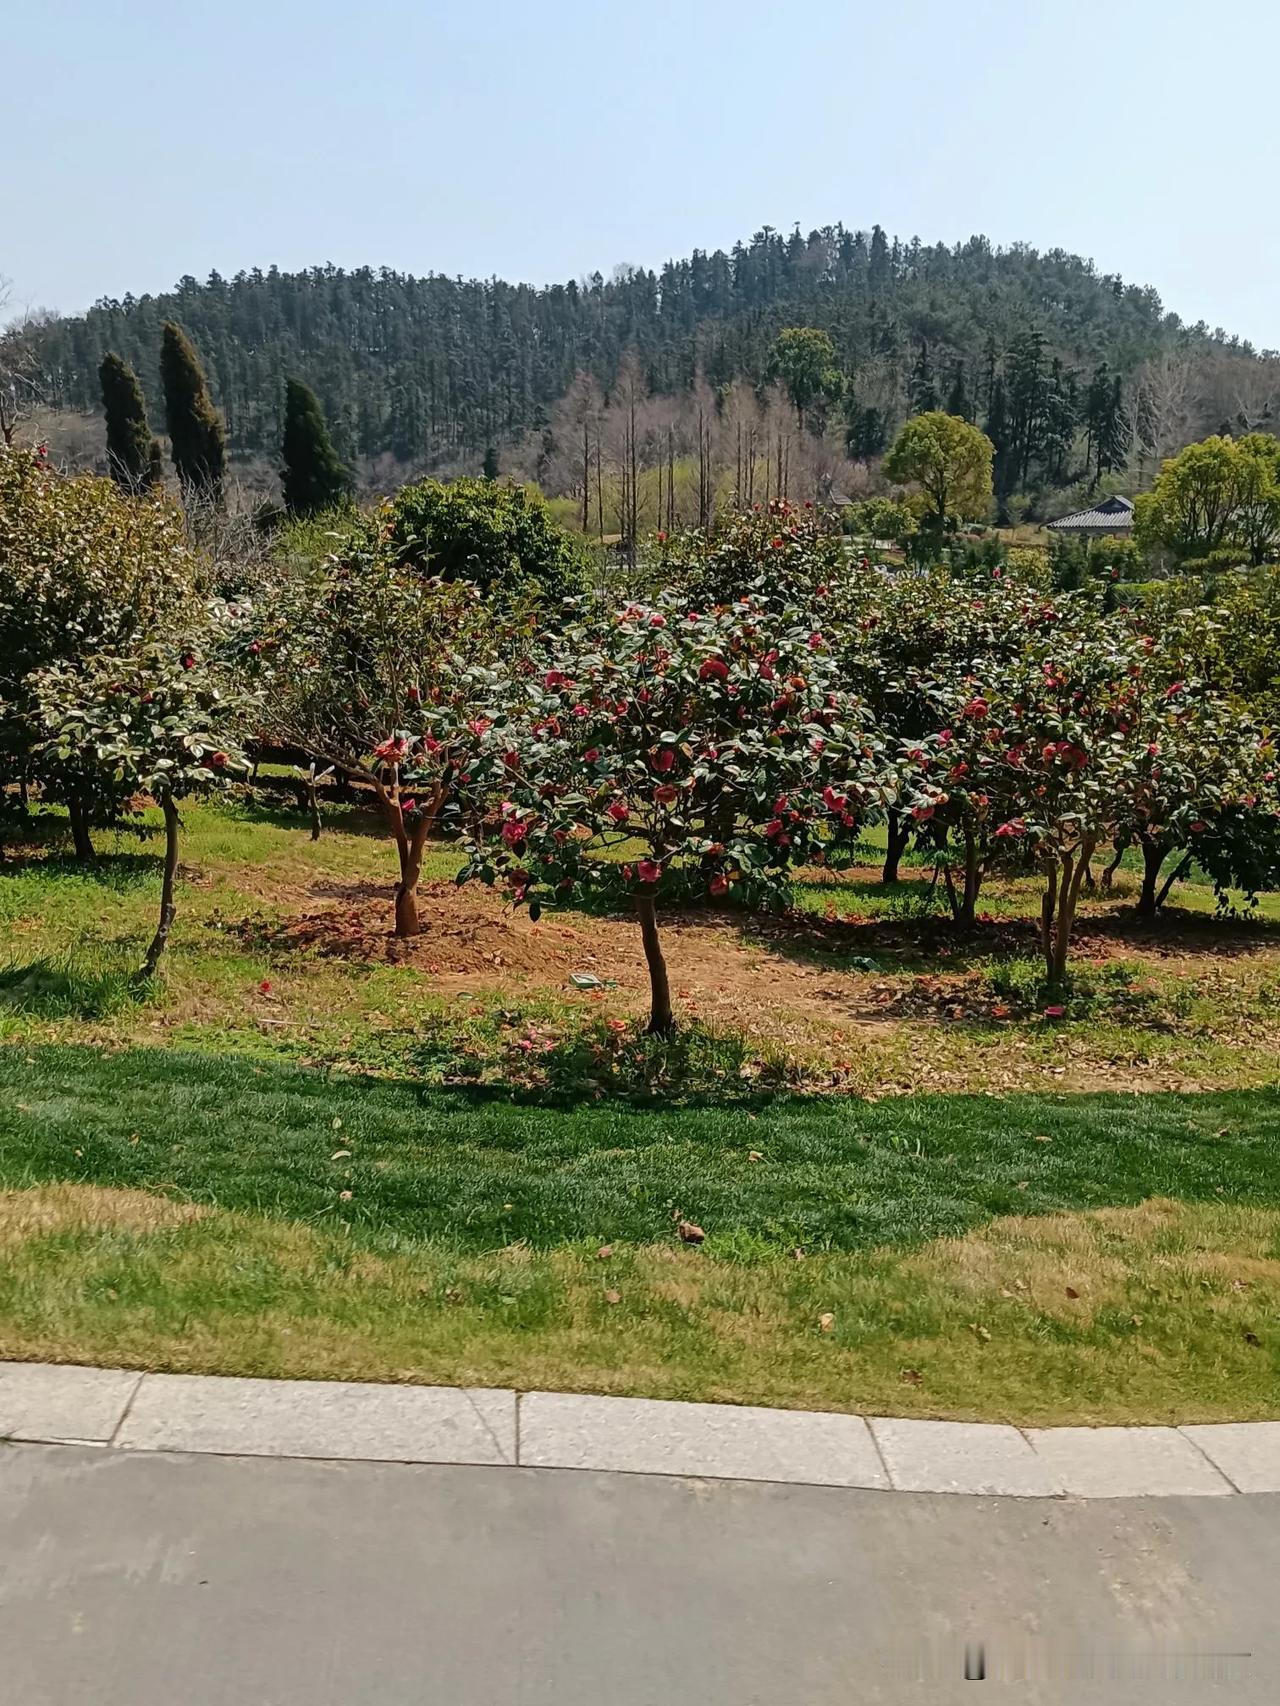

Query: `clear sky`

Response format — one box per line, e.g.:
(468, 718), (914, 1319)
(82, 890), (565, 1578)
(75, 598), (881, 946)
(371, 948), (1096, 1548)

(6, 0), (1279, 346)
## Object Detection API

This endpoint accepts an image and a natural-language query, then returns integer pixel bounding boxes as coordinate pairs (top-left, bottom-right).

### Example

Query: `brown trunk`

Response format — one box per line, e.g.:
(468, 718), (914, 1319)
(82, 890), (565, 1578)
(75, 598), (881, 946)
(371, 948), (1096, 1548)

(68, 795), (95, 862)
(882, 810), (911, 884)
(139, 796), (180, 979)
(1047, 840), (1095, 988)
(1137, 836), (1165, 918)
(1040, 863), (1059, 981)
(635, 895), (674, 1036)
(958, 832), (982, 927)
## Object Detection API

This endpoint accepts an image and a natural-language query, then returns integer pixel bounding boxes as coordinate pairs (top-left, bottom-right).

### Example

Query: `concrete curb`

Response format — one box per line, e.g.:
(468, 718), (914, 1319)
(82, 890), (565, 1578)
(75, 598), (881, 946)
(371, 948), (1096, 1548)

(1, 1361), (1276, 1497)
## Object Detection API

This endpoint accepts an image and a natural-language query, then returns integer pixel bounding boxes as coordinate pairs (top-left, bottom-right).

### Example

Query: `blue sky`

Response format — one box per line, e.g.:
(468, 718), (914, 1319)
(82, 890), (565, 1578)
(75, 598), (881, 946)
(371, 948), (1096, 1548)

(7, 0), (1279, 346)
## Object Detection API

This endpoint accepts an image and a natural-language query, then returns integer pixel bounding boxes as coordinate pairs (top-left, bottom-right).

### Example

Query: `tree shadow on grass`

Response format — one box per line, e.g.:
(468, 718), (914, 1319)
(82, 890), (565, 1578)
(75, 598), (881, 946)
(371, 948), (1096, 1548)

(0, 849), (160, 892)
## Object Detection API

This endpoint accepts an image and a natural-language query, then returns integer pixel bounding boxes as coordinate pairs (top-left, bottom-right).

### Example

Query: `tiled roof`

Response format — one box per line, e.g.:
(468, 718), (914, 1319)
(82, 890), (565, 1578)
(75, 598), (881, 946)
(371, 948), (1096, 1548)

(1047, 494), (1135, 531)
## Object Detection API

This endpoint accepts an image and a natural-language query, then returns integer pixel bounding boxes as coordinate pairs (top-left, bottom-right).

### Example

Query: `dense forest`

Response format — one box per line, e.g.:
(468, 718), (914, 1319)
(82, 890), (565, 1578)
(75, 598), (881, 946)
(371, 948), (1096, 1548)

(14, 223), (1280, 512)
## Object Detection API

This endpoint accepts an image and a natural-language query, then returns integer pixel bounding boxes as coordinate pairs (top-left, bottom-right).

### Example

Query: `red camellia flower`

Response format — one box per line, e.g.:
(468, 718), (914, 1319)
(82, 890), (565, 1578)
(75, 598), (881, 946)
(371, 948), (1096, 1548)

(637, 858), (661, 883)
(584, 747), (600, 763)
(210, 751), (228, 768)
(656, 531), (667, 543)
(654, 784), (679, 803)
(372, 735), (408, 764)
(406, 685), (421, 703)
(653, 748), (676, 773)
(649, 614), (667, 628)
(607, 800), (630, 823)
(180, 653), (195, 671)
(771, 537), (784, 548)
(961, 696), (989, 720)
(995, 818), (1026, 839)
(764, 818), (785, 838)
(708, 874), (729, 896)
(698, 657), (729, 681)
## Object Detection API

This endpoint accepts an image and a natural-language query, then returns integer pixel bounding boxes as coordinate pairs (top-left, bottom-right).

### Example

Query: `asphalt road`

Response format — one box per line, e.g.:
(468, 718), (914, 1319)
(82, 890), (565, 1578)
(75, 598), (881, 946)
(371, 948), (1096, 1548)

(0, 1441), (1275, 1704)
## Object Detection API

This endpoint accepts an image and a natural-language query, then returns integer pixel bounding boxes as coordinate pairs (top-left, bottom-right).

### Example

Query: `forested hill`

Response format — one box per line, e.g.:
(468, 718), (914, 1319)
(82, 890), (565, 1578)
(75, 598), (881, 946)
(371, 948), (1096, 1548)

(24, 223), (1267, 474)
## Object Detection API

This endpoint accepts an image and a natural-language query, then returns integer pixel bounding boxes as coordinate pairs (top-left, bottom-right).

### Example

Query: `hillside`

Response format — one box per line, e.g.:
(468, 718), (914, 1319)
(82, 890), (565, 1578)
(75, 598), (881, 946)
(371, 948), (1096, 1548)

(17, 223), (1280, 512)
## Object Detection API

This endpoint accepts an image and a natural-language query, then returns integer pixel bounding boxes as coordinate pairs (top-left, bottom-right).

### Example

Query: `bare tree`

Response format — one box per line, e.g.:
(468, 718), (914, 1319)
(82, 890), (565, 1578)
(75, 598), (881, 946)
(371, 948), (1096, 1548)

(1126, 349), (1196, 484)
(0, 281), (47, 448)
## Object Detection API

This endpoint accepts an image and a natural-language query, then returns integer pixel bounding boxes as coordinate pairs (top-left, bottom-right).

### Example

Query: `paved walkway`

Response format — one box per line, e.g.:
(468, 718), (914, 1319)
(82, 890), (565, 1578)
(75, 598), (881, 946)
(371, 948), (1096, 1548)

(1, 1440), (1275, 1703)
(3, 1359), (1280, 1497)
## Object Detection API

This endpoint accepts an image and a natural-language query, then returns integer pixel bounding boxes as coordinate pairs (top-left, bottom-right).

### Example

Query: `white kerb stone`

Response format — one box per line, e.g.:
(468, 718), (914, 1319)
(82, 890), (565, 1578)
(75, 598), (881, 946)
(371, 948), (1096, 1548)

(518, 1392), (889, 1488)
(116, 1373), (516, 1464)
(1026, 1426), (1233, 1498)
(870, 1417), (1060, 1496)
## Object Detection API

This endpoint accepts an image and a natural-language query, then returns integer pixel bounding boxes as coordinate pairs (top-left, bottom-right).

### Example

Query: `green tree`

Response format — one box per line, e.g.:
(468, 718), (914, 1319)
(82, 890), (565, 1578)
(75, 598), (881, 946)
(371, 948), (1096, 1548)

(99, 353), (161, 494)
(280, 378), (351, 517)
(1133, 436), (1257, 570)
(482, 444), (500, 480)
(770, 327), (842, 430)
(159, 321), (226, 499)
(945, 361), (971, 421)
(388, 477), (584, 602)
(31, 633), (252, 976)
(882, 411), (994, 535)
(1234, 433), (1280, 566)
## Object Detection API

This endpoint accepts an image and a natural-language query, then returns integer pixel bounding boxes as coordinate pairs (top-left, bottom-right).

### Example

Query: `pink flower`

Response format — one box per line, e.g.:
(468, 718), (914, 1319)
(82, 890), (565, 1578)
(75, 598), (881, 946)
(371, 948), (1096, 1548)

(467, 717), (492, 738)
(544, 670), (568, 689)
(501, 819), (527, 848)
(938, 728), (953, 744)
(1042, 1005), (1066, 1019)
(584, 748), (600, 763)
(807, 632), (825, 650)
(649, 613), (667, 628)
(637, 859), (661, 883)
(995, 819), (1026, 839)
(608, 800), (630, 823)
(373, 735), (408, 764)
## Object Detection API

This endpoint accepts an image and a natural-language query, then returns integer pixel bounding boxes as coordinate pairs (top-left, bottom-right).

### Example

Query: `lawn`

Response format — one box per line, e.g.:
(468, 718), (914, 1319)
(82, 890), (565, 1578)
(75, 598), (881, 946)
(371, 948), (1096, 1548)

(1, 796), (1279, 1424)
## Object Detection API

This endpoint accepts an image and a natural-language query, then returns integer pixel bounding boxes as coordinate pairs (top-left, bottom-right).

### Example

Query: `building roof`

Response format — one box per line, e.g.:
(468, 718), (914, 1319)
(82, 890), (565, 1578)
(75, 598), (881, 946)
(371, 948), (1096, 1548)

(1047, 494), (1135, 533)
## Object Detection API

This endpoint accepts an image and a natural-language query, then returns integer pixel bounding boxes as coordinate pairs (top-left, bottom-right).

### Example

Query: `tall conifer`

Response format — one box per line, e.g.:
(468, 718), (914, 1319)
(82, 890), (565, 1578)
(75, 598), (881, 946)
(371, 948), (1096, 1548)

(160, 322), (226, 499)
(280, 378), (351, 516)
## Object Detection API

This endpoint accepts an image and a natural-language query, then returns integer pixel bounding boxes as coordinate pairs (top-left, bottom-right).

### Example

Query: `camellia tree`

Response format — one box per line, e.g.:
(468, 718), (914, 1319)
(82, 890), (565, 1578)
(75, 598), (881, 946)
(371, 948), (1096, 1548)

(0, 446), (199, 857)
(30, 635), (253, 976)
(659, 498), (844, 611)
(445, 587), (897, 1034)
(242, 539), (505, 936)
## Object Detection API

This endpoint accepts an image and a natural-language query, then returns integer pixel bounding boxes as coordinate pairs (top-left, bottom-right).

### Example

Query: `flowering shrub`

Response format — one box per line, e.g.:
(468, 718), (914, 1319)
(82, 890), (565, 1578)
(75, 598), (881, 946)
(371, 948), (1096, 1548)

(0, 447), (200, 854)
(30, 632), (253, 976)
(241, 542), (509, 936)
(658, 499), (844, 611)
(449, 589), (896, 1032)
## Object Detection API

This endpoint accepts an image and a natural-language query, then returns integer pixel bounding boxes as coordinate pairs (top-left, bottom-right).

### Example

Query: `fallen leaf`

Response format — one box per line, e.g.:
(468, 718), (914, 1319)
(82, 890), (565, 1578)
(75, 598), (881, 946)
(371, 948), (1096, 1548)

(339, 1189), (353, 1202)
(899, 1367), (923, 1386)
(596, 1244), (613, 1260)
(332, 1117), (342, 1130)
(604, 1289), (621, 1306)
(330, 1149), (351, 1161)
(1065, 1286), (1080, 1299)
(677, 1220), (705, 1245)
(1130, 1314), (1144, 1326)
(792, 1247), (806, 1261)
(818, 1312), (835, 1332)
(747, 1151), (763, 1163)
(967, 1322), (991, 1343)
(1033, 1134), (1052, 1143)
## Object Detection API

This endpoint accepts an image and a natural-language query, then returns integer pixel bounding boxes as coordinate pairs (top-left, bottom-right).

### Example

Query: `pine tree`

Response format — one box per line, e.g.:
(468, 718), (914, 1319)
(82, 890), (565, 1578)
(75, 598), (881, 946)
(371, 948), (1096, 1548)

(908, 342), (937, 413)
(160, 322), (226, 499)
(99, 353), (159, 493)
(945, 360), (971, 421)
(280, 378), (351, 515)
(482, 444), (500, 480)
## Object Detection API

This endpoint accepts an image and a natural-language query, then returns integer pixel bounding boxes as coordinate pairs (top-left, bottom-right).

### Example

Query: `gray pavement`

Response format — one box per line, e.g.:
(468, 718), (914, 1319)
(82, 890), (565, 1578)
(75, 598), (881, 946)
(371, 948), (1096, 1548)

(0, 1441), (1276, 1705)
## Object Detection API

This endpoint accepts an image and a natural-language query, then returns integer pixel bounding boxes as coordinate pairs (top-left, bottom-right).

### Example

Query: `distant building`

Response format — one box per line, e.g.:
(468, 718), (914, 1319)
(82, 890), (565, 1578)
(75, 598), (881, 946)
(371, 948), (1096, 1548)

(1046, 494), (1135, 538)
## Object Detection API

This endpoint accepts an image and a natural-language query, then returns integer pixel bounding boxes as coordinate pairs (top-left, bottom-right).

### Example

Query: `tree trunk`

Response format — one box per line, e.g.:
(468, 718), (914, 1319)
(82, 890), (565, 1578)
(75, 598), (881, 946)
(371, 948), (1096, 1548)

(882, 810), (911, 884)
(958, 832), (981, 927)
(635, 895), (674, 1036)
(1045, 840), (1095, 988)
(138, 797), (180, 979)
(307, 771), (322, 841)
(1137, 837), (1165, 918)
(68, 795), (95, 862)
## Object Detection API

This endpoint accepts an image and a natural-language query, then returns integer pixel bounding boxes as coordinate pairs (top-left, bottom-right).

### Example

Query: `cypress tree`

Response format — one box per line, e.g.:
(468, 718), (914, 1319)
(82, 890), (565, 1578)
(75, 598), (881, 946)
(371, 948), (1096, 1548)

(160, 322), (226, 499)
(280, 378), (351, 516)
(99, 353), (159, 493)
(482, 444), (500, 480)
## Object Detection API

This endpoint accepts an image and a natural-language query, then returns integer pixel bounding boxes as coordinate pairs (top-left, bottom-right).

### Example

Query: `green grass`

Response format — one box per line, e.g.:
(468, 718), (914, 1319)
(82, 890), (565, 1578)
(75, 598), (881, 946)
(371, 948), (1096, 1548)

(3, 797), (1280, 1421)
(0, 1043), (1278, 1423)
